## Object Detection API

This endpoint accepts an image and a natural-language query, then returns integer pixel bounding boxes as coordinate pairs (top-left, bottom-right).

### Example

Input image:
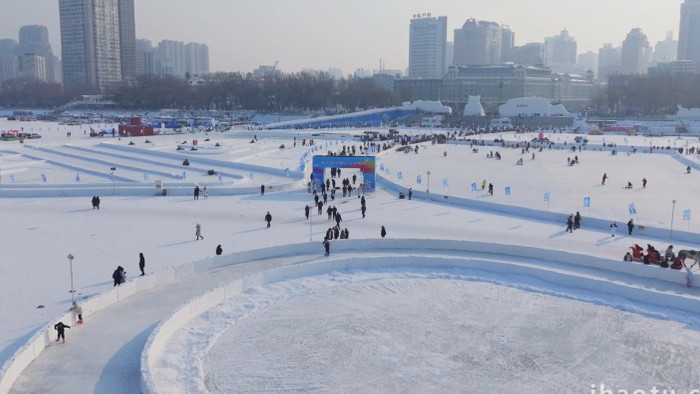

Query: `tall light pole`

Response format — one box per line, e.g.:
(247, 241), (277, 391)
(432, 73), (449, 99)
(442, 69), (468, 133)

(426, 170), (431, 194)
(67, 254), (75, 304)
(309, 205), (313, 242)
(670, 199), (677, 239)
(110, 167), (116, 195)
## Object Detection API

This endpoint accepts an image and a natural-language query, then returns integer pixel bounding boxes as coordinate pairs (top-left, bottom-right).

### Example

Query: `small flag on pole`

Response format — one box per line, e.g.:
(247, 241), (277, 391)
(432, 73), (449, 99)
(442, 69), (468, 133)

(285, 168), (290, 176)
(544, 192), (550, 202)
(143, 173), (149, 180)
(380, 164), (384, 171)
(683, 209), (691, 221)
(583, 196), (590, 207)
(628, 203), (637, 215)
(41, 173), (47, 182)
(505, 186), (511, 196)
(471, 183), (477, 192)
(442, 178), (448, 187)
(181, 171), (186, 180)
(75, 173), (80, 182)
(416, 175), (422, 184)
(397, 171), (403, 180)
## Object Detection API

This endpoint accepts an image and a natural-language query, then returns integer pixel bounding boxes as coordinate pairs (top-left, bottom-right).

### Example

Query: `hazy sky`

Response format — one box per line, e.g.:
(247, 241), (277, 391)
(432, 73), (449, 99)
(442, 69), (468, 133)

(0, 0), (685, 75)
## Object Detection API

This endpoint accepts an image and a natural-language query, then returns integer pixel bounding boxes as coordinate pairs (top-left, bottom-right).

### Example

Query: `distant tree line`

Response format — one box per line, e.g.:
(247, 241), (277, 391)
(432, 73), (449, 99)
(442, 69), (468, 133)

(5, 71), (700, 116)
(590, 73), (700, 117)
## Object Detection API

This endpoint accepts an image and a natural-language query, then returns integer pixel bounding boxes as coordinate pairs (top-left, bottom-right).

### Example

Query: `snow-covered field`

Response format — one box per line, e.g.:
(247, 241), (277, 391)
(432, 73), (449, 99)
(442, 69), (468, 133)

(1, 119), (700, 393)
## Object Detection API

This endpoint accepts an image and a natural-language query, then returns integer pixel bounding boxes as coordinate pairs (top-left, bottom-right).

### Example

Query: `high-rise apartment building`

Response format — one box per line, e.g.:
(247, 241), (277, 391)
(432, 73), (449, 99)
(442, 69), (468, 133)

(453, 19), (502, 66)
(135, 39), (156, 76)
(59, 0), (135, 92)
(621, 28), (650, 75)
(157, 40), (186, 77)
(678, 0), (700, 64)
(185, 43), (209, 75)
(408, 14), (447, 79)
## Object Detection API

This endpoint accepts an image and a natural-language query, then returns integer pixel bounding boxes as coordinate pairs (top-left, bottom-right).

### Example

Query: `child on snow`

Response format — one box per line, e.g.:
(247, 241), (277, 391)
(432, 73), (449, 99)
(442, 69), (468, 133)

(54, 322), (71, 343)
(72, 301), (83, 324)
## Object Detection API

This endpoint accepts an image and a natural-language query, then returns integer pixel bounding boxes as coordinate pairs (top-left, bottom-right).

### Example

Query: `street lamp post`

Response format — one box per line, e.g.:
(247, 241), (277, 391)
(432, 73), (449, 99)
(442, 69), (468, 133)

(309, 206), (313, 242)
(670, 200), (677, 239)
(67, 254), (75, 304)
(110, 167), (116, 195)
(426, 171), (431, 194)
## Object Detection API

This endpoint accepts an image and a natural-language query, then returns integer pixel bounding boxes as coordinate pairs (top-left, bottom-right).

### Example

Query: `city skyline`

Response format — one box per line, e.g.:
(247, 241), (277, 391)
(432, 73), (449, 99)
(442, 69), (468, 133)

(0, 0), (686, 75)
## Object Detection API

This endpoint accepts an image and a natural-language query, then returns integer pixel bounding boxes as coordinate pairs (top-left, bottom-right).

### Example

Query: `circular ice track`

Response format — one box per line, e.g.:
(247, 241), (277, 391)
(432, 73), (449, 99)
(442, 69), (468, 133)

(145, 256), (700, 394)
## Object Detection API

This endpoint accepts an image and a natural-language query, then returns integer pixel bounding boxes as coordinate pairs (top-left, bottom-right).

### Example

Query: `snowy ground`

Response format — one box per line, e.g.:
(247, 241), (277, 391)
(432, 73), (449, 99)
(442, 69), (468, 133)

(1, 120), (700, 393)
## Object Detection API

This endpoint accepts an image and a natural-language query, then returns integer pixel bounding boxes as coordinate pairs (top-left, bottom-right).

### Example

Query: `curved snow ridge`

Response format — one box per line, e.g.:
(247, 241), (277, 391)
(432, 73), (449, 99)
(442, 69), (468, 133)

(142, 253), (700, 393)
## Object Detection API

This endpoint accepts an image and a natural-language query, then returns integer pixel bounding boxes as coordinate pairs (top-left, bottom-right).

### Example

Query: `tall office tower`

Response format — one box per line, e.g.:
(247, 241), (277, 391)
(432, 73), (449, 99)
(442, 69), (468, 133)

(598, 43), (621, 80)
(453, 19), (502, 66)
(185, 42), (209, 75)
(500, 26), (514, 63)
(408, 13), (447, 79)
(551, 29), (577, 64)
(652, 31), (678, 65)
(59, 0), (135, 92)
(16, 25), (60, 83)
(678, 0), (700, 64)
(118, 0), (136, 78)
(157, 40), (186, 77)
(621, 28), (650, 75)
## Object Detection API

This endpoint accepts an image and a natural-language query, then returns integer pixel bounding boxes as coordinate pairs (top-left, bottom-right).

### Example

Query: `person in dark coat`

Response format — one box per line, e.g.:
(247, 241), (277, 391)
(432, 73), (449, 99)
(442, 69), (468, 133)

(333, 226), (340, 239)
(361, 204), (367, 218)
(488, 183), (493, 195)
(317, 201), (324, 215)
(305, 205), (310, 220)
(194, 186), (200, 199)
(574, 212), (581, 229)
(335, 212), (342, 227)
(360, 196), (366, 206)
(216, 245), (223, 255)
(627, 219), (634, 235)
(642, 178), (647, 188)
(381, 225), (387, 238)
(54, 322), (71, 343)
(323, 237), (330, 256)
(265, 211), (272, 228)
(91, 196), (97, 209)
(95, 196), (100, 209)
(408, 188), (413, 200)
(112, 266), (126, 286)
(260, 184), (265, 195)
(139, 252), (145, 276)
(565, 214), (574, 233)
